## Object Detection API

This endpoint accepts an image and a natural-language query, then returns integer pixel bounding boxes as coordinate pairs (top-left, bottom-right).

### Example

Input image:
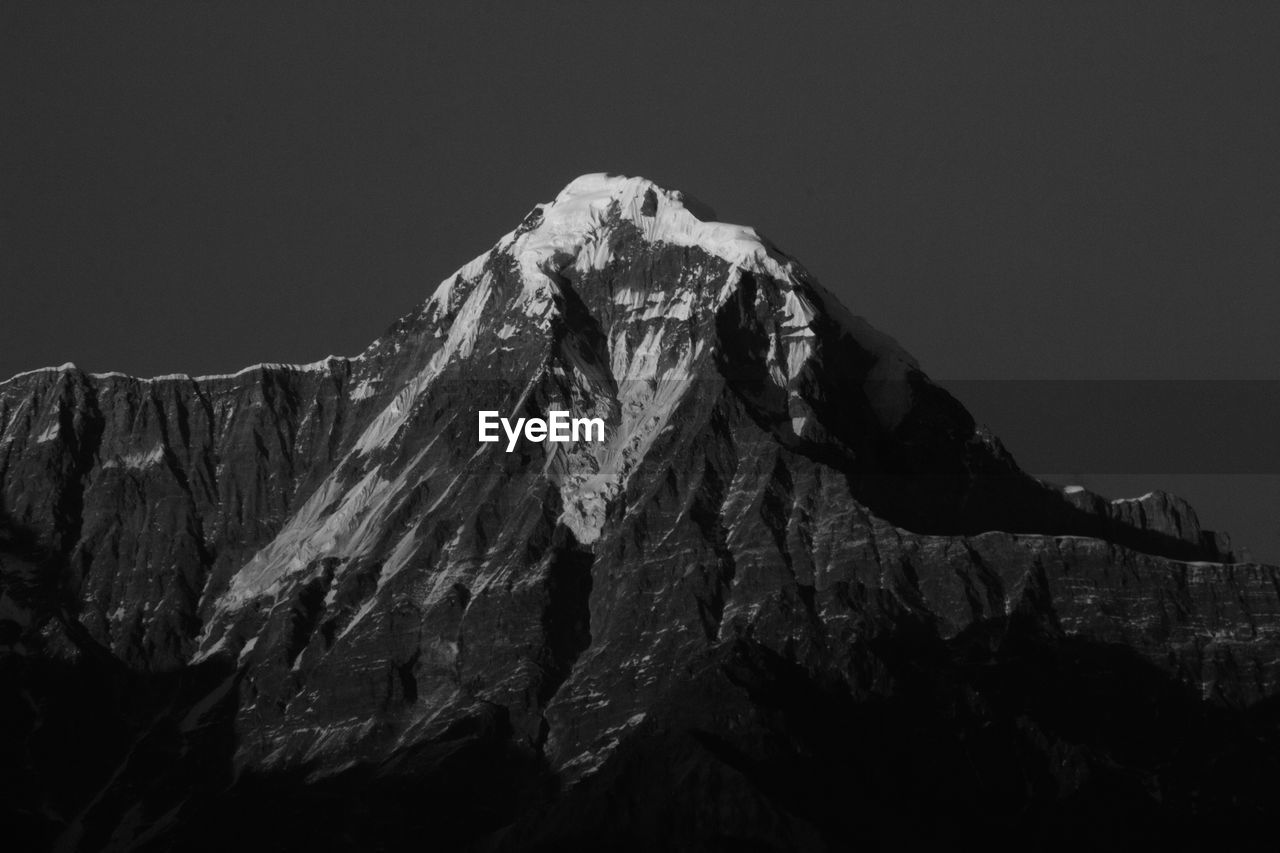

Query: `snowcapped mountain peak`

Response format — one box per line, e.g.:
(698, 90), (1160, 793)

(544, 172), (702, 229)
(419, 174), (804, 328)
(417, 173), (806, 362)
(550, 171), (649, 205)
(516, 172), (788, 281)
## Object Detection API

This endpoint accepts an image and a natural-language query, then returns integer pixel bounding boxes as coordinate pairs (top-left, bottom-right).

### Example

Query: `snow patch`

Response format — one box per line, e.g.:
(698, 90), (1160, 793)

(555, 335), (708, 544)
(349, 379), (377, 401)
(1111, 492), (1156, 504)
(207, 442), (432, 632)
(101, 446), (166, 470)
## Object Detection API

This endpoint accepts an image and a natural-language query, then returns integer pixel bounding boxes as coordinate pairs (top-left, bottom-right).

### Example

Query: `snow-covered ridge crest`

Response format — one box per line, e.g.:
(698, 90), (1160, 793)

(0, 355), (357, 388)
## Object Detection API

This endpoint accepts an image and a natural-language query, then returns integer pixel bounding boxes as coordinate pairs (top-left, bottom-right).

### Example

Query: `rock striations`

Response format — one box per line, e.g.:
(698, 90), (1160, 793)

(2, 175), (1278, 851)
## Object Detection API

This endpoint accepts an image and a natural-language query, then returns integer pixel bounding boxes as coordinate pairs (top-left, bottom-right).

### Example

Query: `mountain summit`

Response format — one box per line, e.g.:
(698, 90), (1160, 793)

(2, 175), (1278, 850)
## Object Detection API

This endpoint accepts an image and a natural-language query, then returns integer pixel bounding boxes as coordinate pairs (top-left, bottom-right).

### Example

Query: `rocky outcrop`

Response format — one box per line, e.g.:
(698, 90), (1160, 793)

(2, 174), (1276, 851)
(1063, 484), (1245, 561)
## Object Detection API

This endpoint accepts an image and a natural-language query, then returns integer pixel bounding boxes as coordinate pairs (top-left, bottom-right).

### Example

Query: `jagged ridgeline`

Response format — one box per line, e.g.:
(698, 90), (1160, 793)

(2, 175), (1278, 851)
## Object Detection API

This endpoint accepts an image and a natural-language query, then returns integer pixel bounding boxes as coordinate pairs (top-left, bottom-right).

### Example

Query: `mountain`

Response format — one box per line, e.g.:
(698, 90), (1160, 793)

(2, 174), (1278, 851)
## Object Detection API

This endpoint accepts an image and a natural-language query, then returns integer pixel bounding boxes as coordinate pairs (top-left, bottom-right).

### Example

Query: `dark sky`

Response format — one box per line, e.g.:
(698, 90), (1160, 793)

(2, 1), (1277, 556)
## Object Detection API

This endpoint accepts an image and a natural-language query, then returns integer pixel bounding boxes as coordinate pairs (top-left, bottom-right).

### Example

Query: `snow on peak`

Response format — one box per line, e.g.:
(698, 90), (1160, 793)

(532, 173), (790, 279)
(423, 173), (795, 319)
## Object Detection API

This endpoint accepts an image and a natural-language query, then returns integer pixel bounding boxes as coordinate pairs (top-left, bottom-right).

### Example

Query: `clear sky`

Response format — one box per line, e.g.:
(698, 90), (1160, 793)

(2, 1), (1277, 556)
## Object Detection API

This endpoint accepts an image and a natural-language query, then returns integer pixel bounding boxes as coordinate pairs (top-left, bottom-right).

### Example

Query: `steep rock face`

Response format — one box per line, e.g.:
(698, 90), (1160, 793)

(2, 174), (1277, 849)
(0, 361), (357, 667)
